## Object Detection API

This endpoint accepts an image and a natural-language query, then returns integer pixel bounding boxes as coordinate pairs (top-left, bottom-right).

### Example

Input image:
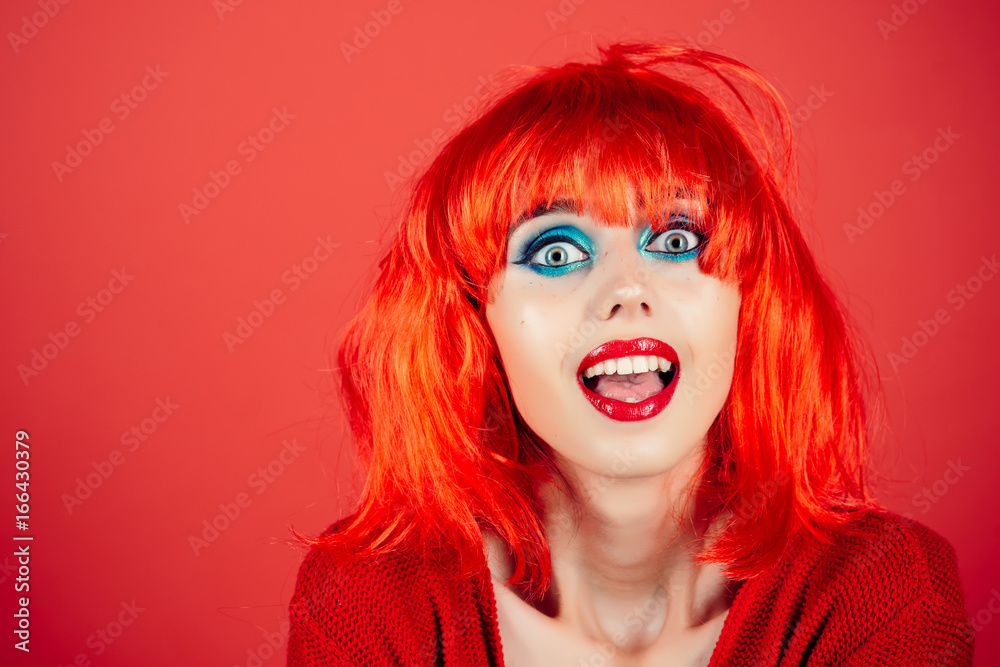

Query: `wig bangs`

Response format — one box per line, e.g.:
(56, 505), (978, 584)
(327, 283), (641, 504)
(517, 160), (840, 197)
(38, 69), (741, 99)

(438, 66), (774, 298)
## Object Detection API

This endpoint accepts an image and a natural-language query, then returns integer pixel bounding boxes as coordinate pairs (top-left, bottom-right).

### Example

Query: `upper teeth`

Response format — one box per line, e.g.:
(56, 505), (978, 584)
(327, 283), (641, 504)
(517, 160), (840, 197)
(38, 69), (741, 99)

(583, 355), (673, 378)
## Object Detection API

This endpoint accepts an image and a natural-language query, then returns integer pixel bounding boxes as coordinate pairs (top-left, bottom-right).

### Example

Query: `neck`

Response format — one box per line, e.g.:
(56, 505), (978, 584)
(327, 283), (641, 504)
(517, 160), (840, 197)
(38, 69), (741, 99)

(488, 443), (733, 651)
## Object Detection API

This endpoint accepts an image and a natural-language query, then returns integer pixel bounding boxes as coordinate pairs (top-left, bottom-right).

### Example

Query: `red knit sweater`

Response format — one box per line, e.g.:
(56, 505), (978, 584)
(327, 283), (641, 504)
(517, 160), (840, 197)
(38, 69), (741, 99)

(287, 510), (974, 665)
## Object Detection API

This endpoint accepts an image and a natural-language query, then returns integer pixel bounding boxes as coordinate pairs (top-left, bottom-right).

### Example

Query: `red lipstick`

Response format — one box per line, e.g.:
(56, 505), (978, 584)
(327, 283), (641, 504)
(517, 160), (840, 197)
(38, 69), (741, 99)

(577, 338), (680, 422)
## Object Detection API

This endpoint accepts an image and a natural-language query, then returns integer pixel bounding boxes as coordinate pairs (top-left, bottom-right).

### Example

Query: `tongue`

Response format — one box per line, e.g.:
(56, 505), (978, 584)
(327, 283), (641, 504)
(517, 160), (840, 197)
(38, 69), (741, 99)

(593, 371), (665, 402)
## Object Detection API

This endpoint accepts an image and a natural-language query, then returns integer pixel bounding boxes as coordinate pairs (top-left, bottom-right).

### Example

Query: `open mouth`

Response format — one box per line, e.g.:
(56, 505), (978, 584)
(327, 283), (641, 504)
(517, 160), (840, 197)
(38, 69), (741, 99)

(580, 356), (678, 403)
(577, 338), (680, 422)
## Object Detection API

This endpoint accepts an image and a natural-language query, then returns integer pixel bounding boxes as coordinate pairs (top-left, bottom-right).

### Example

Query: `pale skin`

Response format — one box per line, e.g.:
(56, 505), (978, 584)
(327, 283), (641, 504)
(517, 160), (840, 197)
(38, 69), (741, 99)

(483, 200), (741, 666)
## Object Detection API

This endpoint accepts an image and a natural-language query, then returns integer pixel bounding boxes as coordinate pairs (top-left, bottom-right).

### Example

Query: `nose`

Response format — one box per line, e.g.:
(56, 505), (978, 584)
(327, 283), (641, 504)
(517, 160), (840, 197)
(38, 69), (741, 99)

(591, 242), (654, 321)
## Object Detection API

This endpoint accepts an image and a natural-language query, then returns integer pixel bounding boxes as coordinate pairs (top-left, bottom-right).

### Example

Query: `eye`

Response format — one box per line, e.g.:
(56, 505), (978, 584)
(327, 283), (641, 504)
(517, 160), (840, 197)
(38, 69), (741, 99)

(644, 227), (703, 260)
(513, 227), (593, 275)
(526, 239), (589, 267)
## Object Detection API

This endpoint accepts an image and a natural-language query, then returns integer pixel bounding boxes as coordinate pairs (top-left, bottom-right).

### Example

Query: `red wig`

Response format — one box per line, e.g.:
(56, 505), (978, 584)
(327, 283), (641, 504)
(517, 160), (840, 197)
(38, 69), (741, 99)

(310, 42), (876, 597)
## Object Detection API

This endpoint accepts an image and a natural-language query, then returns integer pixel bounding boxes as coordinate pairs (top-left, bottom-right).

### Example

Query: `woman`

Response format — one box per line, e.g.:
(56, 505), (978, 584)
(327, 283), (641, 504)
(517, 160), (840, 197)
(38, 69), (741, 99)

(287, 42), (974, 665)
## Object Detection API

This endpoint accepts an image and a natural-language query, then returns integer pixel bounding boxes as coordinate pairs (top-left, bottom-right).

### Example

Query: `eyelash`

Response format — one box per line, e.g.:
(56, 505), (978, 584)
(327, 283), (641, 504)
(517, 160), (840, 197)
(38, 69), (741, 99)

(514, 231), (593, 276)
(642, 226), (704, 263)
(515, 223), (705, 275)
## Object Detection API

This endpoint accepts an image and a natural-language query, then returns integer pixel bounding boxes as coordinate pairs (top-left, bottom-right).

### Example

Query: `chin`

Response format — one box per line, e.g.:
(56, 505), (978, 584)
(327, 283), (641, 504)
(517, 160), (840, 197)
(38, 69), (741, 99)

(551, 426), (708, 483)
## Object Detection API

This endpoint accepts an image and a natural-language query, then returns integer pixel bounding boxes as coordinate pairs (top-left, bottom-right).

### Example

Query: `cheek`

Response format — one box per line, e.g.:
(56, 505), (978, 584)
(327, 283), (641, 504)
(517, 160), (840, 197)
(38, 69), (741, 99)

(489, 301), (554, 377)
(684, 276), (740, 335)
(486, 289), (577, 408)
(679, 285), (741, 404)
(703, 288), (741, 349)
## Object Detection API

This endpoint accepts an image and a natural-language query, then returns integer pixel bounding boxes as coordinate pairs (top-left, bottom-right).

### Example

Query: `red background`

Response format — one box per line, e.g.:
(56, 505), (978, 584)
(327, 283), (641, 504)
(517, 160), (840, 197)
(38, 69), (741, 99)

(1, 0), (998, 664)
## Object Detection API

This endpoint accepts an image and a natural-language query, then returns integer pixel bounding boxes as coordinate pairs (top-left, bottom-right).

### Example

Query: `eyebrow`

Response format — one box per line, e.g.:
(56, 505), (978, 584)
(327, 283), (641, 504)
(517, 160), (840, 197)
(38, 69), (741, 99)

(507, 198), (581, 243)
(512, 198), (578, 228)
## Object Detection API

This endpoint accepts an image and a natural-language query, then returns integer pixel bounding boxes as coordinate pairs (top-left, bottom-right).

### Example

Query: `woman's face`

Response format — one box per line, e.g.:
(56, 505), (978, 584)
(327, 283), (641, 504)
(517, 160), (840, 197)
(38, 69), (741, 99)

(485, 199), (741, 483)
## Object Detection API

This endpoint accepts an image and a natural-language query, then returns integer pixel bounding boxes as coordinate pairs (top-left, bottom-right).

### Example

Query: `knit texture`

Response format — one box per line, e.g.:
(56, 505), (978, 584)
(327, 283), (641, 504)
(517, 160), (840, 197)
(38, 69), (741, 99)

(287, 510), (974, 666)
